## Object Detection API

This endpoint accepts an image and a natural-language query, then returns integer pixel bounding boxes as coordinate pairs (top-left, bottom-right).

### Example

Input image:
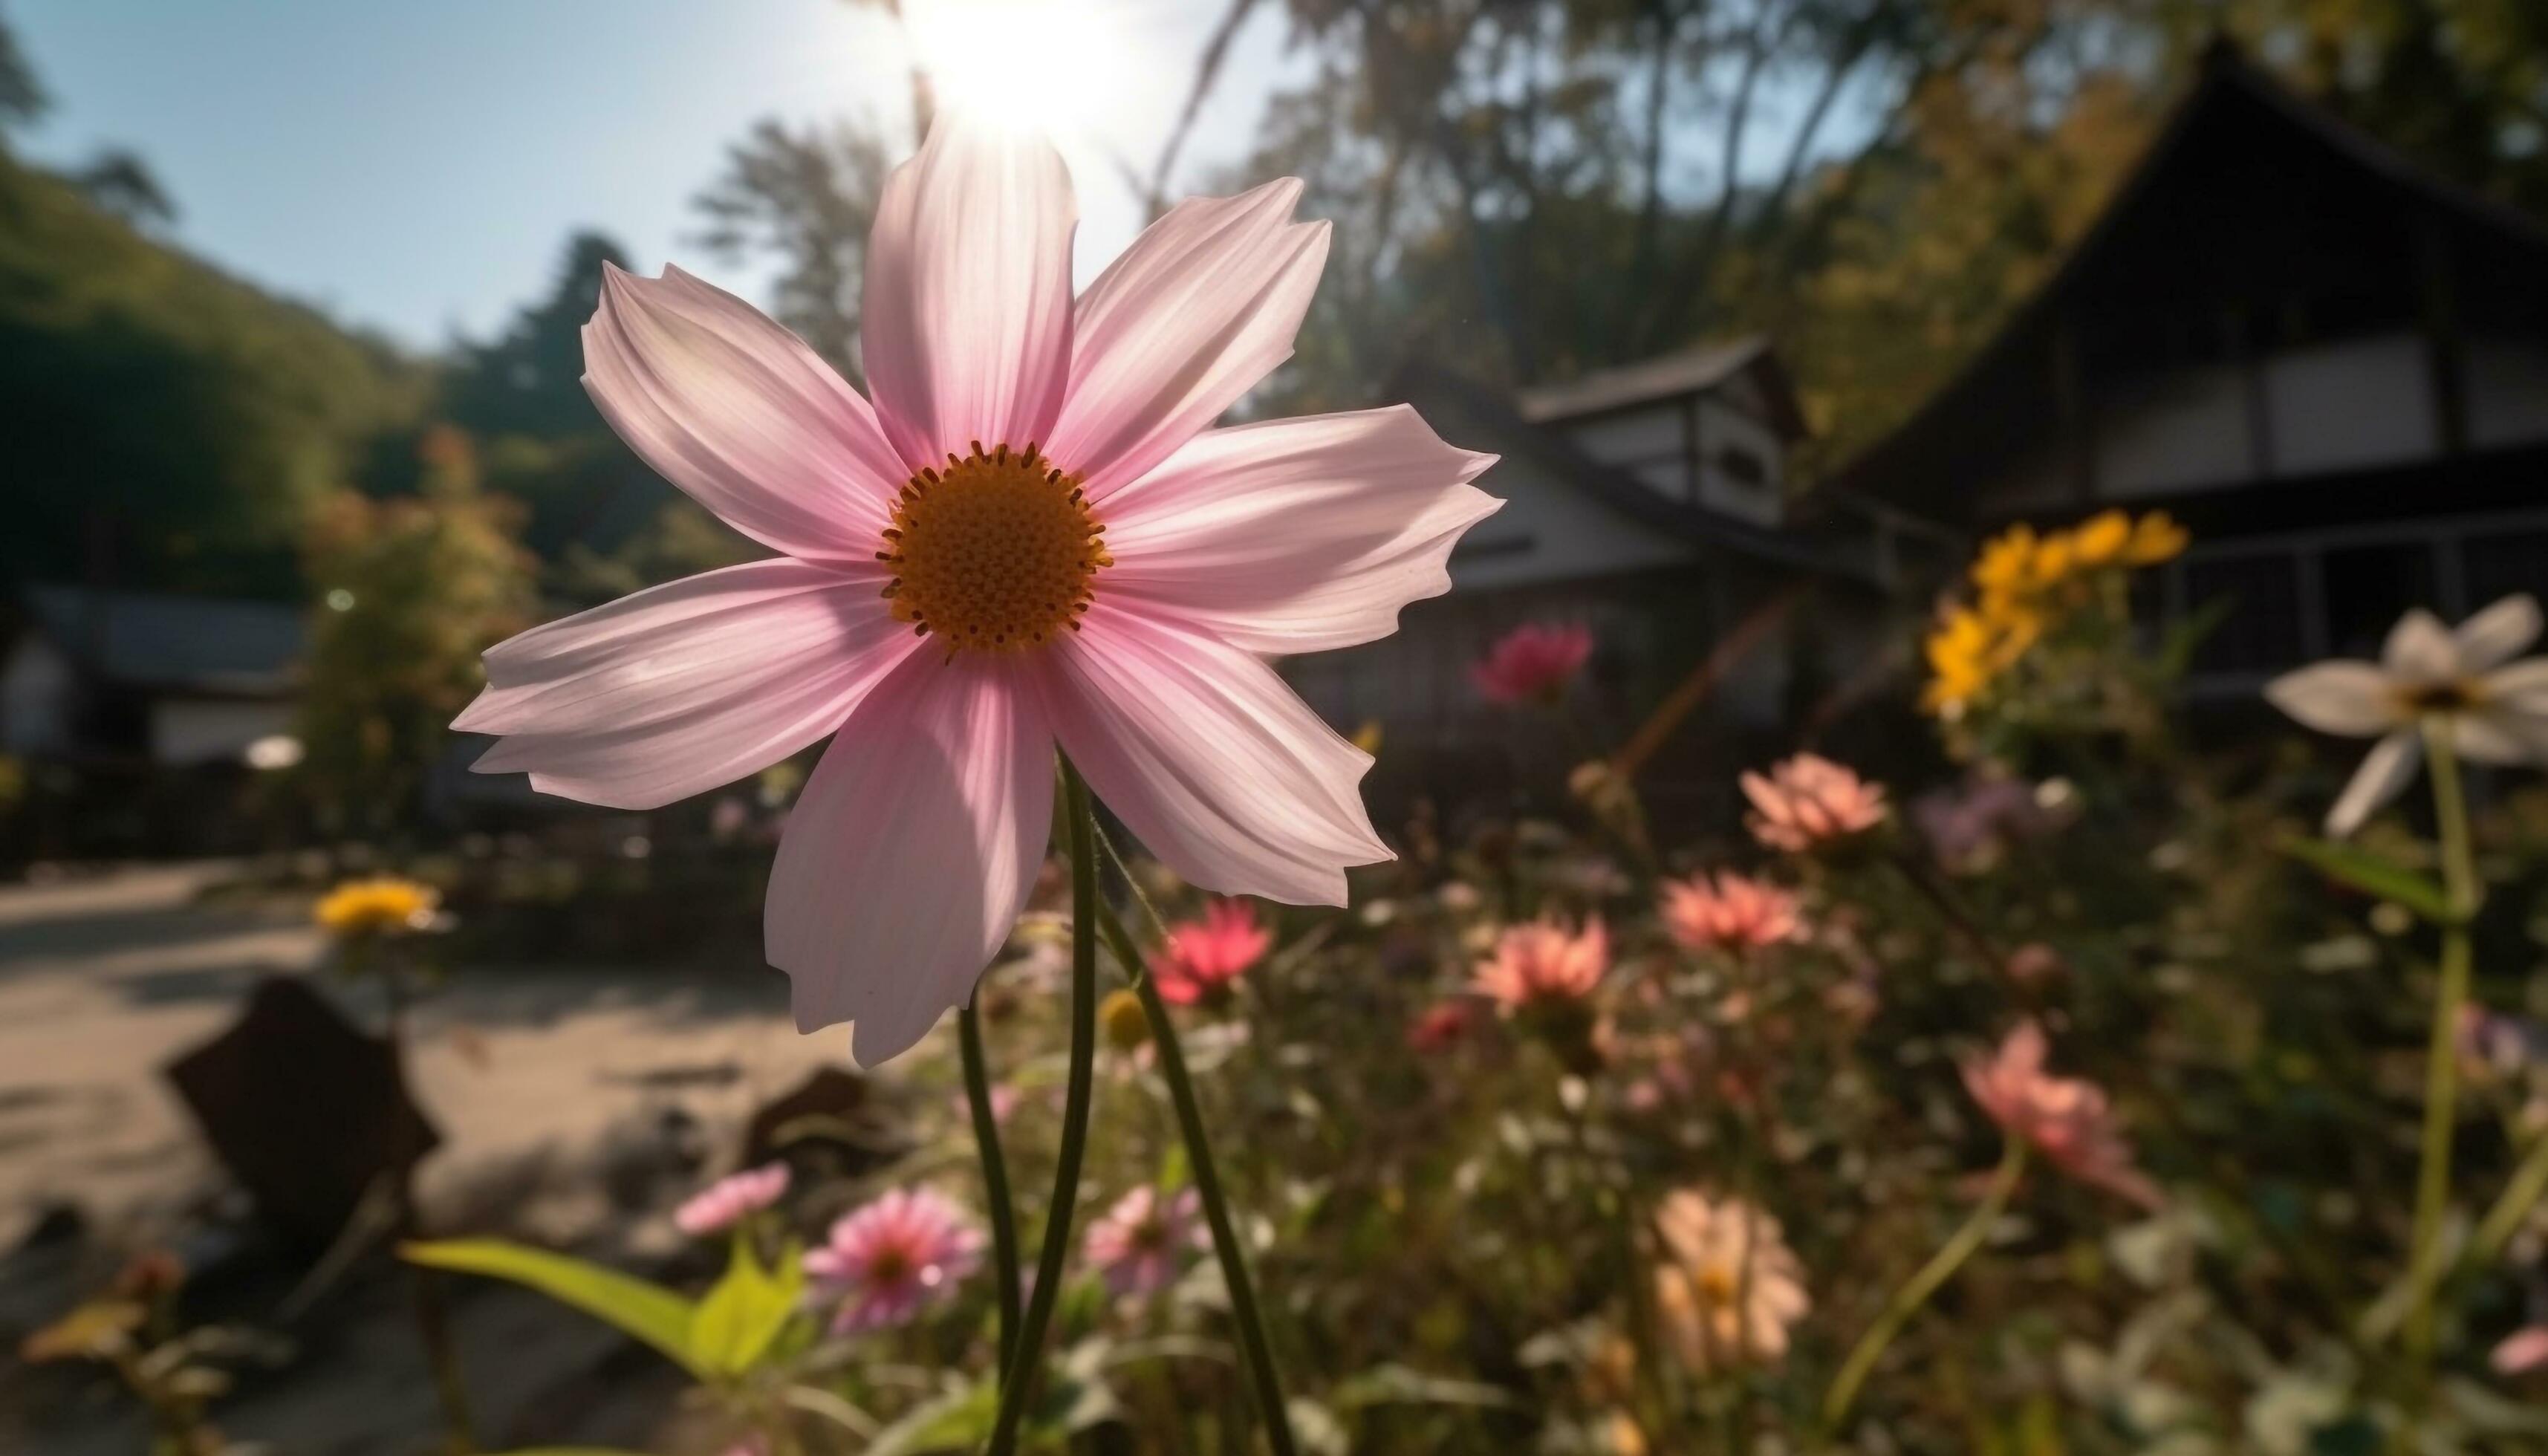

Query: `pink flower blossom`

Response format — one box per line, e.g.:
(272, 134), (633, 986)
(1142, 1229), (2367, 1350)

(673, 1162), (791, 1237)
(1150, 898), (1273, 1006)
(450, 113), (1501, 1066)
(1082, 1186), (1204, 1298)
(1661, 872), (1803, 955)
(1961, 1021), (2161, 1208)
(2494, 1325), (2548, 1375)
(1472, 917), (1609, 1010)
(1741, 754), (1888, 854)
(1472, 622), (1594, 705)
(805, 1188), (984, 1333)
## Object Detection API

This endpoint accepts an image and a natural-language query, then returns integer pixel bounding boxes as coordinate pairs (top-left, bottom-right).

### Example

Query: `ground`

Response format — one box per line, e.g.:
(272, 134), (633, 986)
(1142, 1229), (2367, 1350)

(0, 861), (850, 1454)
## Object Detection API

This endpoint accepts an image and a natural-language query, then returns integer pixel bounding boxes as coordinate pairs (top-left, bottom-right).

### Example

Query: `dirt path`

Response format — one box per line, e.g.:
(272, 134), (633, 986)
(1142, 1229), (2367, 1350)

(0, 862), (844, 1249)
(0, 862), (871, 1452)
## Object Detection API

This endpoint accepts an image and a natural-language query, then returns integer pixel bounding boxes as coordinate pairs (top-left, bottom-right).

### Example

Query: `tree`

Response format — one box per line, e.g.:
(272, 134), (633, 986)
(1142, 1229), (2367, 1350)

(689, 118), (895, 383)
(297, 427), (536, 836)
(442, 230), (628, 442)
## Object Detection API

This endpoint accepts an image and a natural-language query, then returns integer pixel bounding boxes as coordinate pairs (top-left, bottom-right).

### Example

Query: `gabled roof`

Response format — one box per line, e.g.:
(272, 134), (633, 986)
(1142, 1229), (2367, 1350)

(1394, 362), (1876, 584)
(1830, 41), (2548, 520)
(1516, 335), (1807, 438)
(20, 586), (303, 695)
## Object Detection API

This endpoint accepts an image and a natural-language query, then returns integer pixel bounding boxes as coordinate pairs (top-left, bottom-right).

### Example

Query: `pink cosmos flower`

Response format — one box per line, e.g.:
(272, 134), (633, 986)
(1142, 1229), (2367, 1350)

(673, 1162), (790, 1237)
(1741, 753), (1889, 854)
(1472, 917), (1609, 1010)
(2494, 1325), (2548, 1375)
(1472, 622), (1595, 704)
(449, 114), (1501, 1065)
(1082, 1186), (1204, 1298)
(805, 1187), (984, 1333)
(1149, 898), (1273, 1006)
(1962, 1021), (2162, 1208)
(1660, 871), (1803, 955)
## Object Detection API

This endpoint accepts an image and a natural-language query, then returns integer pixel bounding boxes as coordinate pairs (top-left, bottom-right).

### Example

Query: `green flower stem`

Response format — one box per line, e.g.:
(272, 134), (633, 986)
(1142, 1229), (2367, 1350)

(2472, 1128), (2548, 1268)
(1087, 835), (1299, 1456)
(984, 761), (1102, 1456)
(2404, 717), (2480, 1374)
(958, 1004), (1023, 1380)
(1821, 1137), (2027, 1434)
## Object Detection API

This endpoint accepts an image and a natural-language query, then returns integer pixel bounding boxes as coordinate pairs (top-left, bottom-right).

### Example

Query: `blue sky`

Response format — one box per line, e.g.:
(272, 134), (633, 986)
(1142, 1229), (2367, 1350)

(12, 1), (1877, 357)
(13, 0), (1294, 349)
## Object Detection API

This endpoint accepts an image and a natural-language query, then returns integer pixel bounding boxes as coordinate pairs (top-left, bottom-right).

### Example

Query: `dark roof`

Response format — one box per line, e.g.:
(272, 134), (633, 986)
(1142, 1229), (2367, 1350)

(21, 587), (304, 695)
(1830, 42), (2548, 521)
(1395, 362), (1879, 585)
(1516, 336), (1807, 438)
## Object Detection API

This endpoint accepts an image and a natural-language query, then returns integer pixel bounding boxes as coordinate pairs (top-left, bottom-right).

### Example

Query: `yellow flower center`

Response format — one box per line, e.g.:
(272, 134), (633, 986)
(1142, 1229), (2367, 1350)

(1695, 1264), (1739, 1306)
(2396, 679), (2483, 714)
(878, 441), (1111, 654)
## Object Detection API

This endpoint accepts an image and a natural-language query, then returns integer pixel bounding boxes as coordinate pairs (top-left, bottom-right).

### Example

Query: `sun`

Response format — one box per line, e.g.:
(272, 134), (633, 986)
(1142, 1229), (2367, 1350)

(902, 0), (1131, 141)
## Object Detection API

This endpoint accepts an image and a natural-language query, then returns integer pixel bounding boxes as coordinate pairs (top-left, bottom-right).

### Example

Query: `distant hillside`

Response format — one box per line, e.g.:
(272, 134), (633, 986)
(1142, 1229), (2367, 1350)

(0, 149), (429, 599)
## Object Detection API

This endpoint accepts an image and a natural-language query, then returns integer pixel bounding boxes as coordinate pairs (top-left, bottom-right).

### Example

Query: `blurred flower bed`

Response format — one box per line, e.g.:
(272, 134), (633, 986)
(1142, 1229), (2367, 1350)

(30, 521), (2548, 1455)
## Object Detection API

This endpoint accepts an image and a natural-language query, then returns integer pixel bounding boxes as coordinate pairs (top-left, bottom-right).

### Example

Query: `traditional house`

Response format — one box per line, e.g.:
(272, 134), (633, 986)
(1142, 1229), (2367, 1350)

(1, 587), (305, 856)
(1289, 340), (1894, 824)
(1830, 44), (2548, 697)
(2, 587), (304, 770)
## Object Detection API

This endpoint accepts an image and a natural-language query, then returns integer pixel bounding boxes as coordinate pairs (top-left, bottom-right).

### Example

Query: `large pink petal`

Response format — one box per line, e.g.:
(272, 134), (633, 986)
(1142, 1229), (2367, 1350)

(583, 264), (906, 561)
(766, 654), (1053, 1066)
(1043, 179), (1327, 501)
(1097, 406), (1501, 654)
(458, 559), (914, 810)
(861, 113), (1076, 471)
(1037, 605), (1388, 906)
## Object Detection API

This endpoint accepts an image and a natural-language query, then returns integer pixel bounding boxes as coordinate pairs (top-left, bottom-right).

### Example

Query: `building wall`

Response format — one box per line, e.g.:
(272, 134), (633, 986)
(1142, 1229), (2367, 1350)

(1443, 442), (1694, 594)
(0, 637), (74, 755)
(1997, 331), (2548, 508)
(149, 698), (294, 767)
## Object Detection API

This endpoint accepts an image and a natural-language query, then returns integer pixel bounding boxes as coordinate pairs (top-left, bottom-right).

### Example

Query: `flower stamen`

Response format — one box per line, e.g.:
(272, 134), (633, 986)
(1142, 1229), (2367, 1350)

(877, 441), (1111, 657)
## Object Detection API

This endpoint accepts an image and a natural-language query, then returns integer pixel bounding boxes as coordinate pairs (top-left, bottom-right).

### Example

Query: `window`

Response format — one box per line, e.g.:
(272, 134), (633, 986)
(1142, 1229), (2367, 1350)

(1716, 445), (1767, 487)
(2465, 530), (2548, 607)
(2320, 541), (2437, 660)
(2184, 553), (2304, 676)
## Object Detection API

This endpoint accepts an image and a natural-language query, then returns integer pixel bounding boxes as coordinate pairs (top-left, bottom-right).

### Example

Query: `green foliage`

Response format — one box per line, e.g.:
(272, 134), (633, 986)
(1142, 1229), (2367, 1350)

(689, 1236), (808, 1377)
(2283, 837), (2458, 925)
(0, 150), (426, 595)
(402, 1238), (709, 1379)
(296, 429), (536, 832)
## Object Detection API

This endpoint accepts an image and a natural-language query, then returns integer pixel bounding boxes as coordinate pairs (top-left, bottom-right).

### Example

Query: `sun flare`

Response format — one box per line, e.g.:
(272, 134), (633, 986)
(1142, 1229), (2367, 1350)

(902, 0), (1129, 139)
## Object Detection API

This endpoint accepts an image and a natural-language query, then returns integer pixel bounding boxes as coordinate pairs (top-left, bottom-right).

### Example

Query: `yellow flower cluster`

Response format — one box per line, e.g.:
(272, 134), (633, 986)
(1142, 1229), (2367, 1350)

(313, 877), (438, 937)
(1923, 510), (2187, 716)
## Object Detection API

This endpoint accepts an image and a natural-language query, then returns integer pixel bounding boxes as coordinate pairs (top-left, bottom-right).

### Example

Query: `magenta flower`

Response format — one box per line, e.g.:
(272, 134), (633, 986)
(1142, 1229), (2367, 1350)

(805, 1188), (984, 1333)
(1962, 1021), (2161, 1208)
(1472, 622), (1594, 705)
(673, 1162), (790, 1238)
(1472, 917), (1609, 1010)
(1150, 898), (1273, 1006)
(1082, 1186), (1204, 1298)
(1740, 753), (1888, 854)
(1661, 871), (1803, 955)
(450, 114), (1501, 1065)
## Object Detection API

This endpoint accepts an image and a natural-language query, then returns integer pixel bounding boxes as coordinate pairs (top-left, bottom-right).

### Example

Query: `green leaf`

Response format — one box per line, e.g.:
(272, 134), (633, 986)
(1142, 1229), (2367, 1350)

(487, 1449), (658, 1455)
(688, 1237), (805, 1376)
(2281, 837), (2455, 923)
(1330, 1362), (1518, 1411)
(402, 1239), (703, 1378)
(861, 1380), (1000, 1456)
